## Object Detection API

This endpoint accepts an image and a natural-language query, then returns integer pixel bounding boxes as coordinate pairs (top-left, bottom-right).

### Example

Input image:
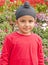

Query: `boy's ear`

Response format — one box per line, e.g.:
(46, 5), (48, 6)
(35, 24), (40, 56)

(15, 20), (18, 26)
(15, 20), (17, 24)
(34, 18), (37, 23)
(34, 19), (36, 22)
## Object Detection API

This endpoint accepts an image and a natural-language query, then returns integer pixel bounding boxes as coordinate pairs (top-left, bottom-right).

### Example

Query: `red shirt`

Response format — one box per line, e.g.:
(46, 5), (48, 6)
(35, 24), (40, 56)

(1, 32), (45, 65)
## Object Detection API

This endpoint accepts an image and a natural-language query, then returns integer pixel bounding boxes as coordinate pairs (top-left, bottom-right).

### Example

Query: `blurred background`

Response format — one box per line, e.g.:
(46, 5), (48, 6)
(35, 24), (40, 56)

(0, 0), (48, 65)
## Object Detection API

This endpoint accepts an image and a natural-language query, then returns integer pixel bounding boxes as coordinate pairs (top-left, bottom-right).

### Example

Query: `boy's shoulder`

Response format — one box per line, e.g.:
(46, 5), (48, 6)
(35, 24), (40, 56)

(32, 33), (42, 42)
(4, 32), (17, 40)
(32, 33), (41, 39)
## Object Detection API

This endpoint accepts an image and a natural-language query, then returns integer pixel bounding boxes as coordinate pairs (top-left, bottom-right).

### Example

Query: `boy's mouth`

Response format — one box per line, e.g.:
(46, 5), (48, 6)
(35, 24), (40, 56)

(23, 27), (31, 30)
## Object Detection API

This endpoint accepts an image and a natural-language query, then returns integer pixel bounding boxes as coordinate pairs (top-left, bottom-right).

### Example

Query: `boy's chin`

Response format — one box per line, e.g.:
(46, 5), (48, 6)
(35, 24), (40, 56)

(21, 31), (32, 35)
(17, 30), (32, 35)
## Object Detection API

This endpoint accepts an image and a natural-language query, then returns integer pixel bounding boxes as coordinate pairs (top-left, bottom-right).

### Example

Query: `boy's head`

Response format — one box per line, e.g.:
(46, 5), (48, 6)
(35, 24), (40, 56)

(15, 1), (36, 35)
(15, 1), (36, 20)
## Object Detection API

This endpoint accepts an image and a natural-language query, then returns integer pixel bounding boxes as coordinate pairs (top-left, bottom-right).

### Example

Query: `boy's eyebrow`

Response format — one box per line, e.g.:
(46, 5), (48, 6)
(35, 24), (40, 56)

(22, 18), (34, 20)
(20, 19), (35, 22)
(20, 18), (35, 20)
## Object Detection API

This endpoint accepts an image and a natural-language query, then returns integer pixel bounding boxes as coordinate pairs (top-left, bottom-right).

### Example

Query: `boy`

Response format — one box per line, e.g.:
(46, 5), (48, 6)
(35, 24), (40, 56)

(1, 1), (45, 65)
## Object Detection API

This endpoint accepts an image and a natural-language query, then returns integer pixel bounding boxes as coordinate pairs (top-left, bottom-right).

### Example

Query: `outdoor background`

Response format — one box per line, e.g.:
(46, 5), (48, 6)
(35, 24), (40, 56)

(0, 0), (48, 65)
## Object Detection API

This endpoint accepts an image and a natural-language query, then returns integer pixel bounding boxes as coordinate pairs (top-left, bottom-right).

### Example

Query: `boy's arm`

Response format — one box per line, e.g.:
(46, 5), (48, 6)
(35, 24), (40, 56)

(38, 37), (45, 65)
(1, 36), (13, 65)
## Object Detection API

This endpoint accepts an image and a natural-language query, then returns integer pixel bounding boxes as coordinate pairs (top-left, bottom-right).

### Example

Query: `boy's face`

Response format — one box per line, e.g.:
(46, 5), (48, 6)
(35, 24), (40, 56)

(16, 15), (36, 35)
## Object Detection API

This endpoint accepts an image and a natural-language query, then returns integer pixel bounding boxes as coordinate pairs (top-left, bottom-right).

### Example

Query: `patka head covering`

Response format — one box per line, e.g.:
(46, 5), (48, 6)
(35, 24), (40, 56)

(15, 1), (36, 20)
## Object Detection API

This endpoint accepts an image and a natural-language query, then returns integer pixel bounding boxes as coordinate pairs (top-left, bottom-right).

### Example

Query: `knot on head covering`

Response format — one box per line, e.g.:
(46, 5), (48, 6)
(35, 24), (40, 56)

(15, 1), (36, 20)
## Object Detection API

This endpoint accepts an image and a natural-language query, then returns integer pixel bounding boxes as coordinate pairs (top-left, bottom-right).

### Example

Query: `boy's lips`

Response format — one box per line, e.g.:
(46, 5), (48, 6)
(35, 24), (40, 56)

(23, 27), (31, 30)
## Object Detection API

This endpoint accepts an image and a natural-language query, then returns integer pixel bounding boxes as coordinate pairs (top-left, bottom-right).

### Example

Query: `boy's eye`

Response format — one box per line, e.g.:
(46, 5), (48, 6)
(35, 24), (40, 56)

(21, 20), (25, 23)
(29, 20), (33, 23)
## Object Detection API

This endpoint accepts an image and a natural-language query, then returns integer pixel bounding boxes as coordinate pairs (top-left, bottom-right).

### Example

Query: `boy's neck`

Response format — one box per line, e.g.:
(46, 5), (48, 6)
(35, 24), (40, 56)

(16, 31), (32, 35)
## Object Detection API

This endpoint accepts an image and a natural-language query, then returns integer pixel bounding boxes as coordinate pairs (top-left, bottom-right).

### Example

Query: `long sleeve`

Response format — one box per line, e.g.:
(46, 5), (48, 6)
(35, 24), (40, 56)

(38, 37), (45, 65)
(1, 36), (13, 65)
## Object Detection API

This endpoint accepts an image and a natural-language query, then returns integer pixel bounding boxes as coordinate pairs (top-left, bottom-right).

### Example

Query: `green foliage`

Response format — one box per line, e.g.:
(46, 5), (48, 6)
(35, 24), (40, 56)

(11, 13), (16, 22)
(8, 4), (16, 11)
(0, 31), (6, 44)
(0, 21), (12, 44)
(43, 38), (48, 48)
(45, 62), (48, 65)
(36, 4), (47, 13)
(41, 28), (48, 39)
(33, 26), (48, 39)
(0, 6), (4, 12)
(33, 26), (48, 48)
(0, 10), (16, 23)
(0, 14), (6, 23)
(0, 22), (12, 33)
(33, 26), (43, 38)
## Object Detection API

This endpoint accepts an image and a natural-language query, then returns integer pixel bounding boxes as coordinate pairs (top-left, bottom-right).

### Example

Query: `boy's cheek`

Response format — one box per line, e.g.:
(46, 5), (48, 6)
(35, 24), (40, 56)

(31, 22), (35, 26)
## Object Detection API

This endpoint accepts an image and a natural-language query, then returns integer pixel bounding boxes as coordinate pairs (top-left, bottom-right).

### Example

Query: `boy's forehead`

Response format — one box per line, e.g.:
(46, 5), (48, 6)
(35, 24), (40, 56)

(17, 15), (35, 20)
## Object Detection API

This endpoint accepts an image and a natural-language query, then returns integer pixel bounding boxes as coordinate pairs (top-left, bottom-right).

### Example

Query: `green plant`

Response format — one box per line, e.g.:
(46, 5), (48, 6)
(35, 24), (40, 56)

(0, 21), (13, 45)
(36, 4), (47, 13)
(33, 26), (48, 39)
(0, 21), (12, 33)
(0, 14), (6, 23)
(33, 26), (43, 37)
(43, 38), (48, 48)
(0, 31), (6, 44)
(33, 25), (48, 48)
(45, 62), (48, 65)
(0, 6), (4, 12)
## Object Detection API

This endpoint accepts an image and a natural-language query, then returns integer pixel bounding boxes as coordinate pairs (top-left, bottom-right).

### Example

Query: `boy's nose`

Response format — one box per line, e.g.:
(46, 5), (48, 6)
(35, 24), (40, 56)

(25, 22), (29, 27)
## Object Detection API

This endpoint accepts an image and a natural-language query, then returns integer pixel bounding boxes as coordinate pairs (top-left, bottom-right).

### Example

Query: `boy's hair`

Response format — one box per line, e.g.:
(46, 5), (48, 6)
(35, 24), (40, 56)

(15, 1), (36, 20)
